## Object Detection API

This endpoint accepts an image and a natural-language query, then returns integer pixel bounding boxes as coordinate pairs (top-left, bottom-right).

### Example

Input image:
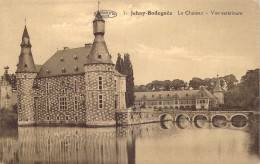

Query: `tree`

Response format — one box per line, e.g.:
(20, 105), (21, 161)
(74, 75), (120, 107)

(189, 77), (203, 90)
(115, 53), (124, 73)
(203, 78), (214, 92)
(172, 79), (186, 90)
(238, 69), (259, 110)
(122, 53), (135, 107)
(222, 74), (238, 90)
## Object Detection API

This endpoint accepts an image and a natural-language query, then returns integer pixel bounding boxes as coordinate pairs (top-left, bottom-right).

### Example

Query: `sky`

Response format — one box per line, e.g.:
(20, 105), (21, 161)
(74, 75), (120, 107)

(0, 0), (259, 85)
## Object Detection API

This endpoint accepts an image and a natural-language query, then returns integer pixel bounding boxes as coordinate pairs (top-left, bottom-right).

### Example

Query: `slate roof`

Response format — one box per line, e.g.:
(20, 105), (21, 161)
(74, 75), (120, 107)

(86, 12), (113, 65)
(35, 65), (42, 73)
(37, 46), (124, 78)
(135, 89), (216, 101)
(16, 26), (37, 73)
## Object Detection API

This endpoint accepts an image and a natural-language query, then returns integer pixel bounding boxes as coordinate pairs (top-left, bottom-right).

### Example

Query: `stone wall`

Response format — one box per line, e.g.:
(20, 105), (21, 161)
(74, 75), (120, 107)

(16, 73), (37, 126)
(17, 64), (127, 126)
(34, 75), (86, 125)
(85, 64), (116, 126)
(116, 109), (159, 126)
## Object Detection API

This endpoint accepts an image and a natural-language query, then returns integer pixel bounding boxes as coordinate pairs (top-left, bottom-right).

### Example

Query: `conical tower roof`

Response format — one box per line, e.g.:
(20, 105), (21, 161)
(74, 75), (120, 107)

(85, 11), (113, 65)
(16, 25), (37, 73)
(213, 75), (223, 92)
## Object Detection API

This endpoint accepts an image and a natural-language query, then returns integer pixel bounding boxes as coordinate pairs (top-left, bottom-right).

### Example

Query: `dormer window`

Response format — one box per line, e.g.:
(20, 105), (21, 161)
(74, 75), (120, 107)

(201, 93), (204, 97)
(98, 55), (102, 59)
(74, 55), (78, 60)
(47, 69), (50, 74)
(24, 64), (27, 68)
(60, 57), (64, 62)
(74, 66), (78, 71)
(62, 67), (66, 73)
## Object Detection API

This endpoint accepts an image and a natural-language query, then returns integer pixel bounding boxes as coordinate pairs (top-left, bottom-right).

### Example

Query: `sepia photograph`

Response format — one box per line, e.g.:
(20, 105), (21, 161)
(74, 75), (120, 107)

(0, 0), (259, 163)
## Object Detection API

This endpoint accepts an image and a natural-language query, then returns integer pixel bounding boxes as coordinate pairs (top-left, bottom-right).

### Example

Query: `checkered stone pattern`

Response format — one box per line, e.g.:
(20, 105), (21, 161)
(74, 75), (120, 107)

(116, 110), (159, 126)
(34, 75), (86, 125)
(85, 64), (116, 125)
(16, 73), (37, 125)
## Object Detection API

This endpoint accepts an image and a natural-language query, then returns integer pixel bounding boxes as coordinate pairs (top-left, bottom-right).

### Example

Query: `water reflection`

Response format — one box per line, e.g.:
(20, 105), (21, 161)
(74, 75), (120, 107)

(0, 119), (259, 164)
(212, 115), (228, 128)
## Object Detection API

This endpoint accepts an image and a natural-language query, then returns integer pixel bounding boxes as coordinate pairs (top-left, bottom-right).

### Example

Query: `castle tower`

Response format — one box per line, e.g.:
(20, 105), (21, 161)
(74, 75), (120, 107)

(16, 25), (37, 126)
(0, 66), (12, 109)
(213, 75), (224, 105)
(84, 11), (116, 126)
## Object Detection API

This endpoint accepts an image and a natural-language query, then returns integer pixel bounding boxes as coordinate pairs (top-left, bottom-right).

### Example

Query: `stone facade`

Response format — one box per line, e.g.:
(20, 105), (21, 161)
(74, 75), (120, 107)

(116, 109), (158, 126)
(34, 75), (86, 125)
(17, 73), (37, 126)
(134, 87), (220, 111)
(85, 64), (116, 126)
(16, 11), (127, 127)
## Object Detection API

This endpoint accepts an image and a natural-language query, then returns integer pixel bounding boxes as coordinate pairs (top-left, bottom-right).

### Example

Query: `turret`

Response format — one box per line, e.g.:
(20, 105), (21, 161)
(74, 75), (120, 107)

(84, 11), (116, 126)
(86, 11), (113, 65)
(0, 66), (12, 109)
(16, 25), (37, 126)
(213, 75), (224, 105)
(16, 25), (37, 73)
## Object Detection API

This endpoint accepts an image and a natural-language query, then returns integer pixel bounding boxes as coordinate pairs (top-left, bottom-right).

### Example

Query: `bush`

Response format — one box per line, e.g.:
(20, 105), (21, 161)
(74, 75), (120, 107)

(0, 105), (17, 126)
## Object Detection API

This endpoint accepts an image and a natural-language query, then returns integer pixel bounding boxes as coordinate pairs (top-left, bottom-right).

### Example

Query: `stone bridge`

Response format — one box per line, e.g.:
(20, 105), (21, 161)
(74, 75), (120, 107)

(156, 109), (254, 122)
(115, 109), (254, 126)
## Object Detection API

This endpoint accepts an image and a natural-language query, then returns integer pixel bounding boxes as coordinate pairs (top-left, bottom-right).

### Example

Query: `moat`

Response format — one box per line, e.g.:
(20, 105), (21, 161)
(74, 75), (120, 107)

(0, 118), (259, 164)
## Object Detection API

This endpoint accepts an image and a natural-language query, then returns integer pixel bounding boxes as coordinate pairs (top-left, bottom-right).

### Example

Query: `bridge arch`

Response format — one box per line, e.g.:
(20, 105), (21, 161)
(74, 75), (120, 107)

(159, 114), (173, 122)
(230, 121), (249, 129)
(193, 115), (208, 128)
(230, 114), (248, 122)
(211, 114), (228, 122)
(192, 114), (209, 122)
(175, 114), (191, 122)
(211, 114), (228, 128)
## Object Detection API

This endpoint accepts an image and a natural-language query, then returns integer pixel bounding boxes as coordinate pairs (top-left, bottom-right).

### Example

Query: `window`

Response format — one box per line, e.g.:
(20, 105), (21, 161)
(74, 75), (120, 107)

(74, 96), (78, 110)
(98, 94), (103, 109)
(98, 77), (103, 90)
(159, 101), (162, 105)
(66, 116), (69, 120)
(98, 55), (102, 59)
(46, 83), (49, 94)
(57, 116), (60, 120)
(74, 80), (77, 92)
(152, 95), (154, 97)
(47, 116), (50, 120)
(114, 80), (116, 91)
(60, 97), (67, 111)
(175, 101), (178, 104)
